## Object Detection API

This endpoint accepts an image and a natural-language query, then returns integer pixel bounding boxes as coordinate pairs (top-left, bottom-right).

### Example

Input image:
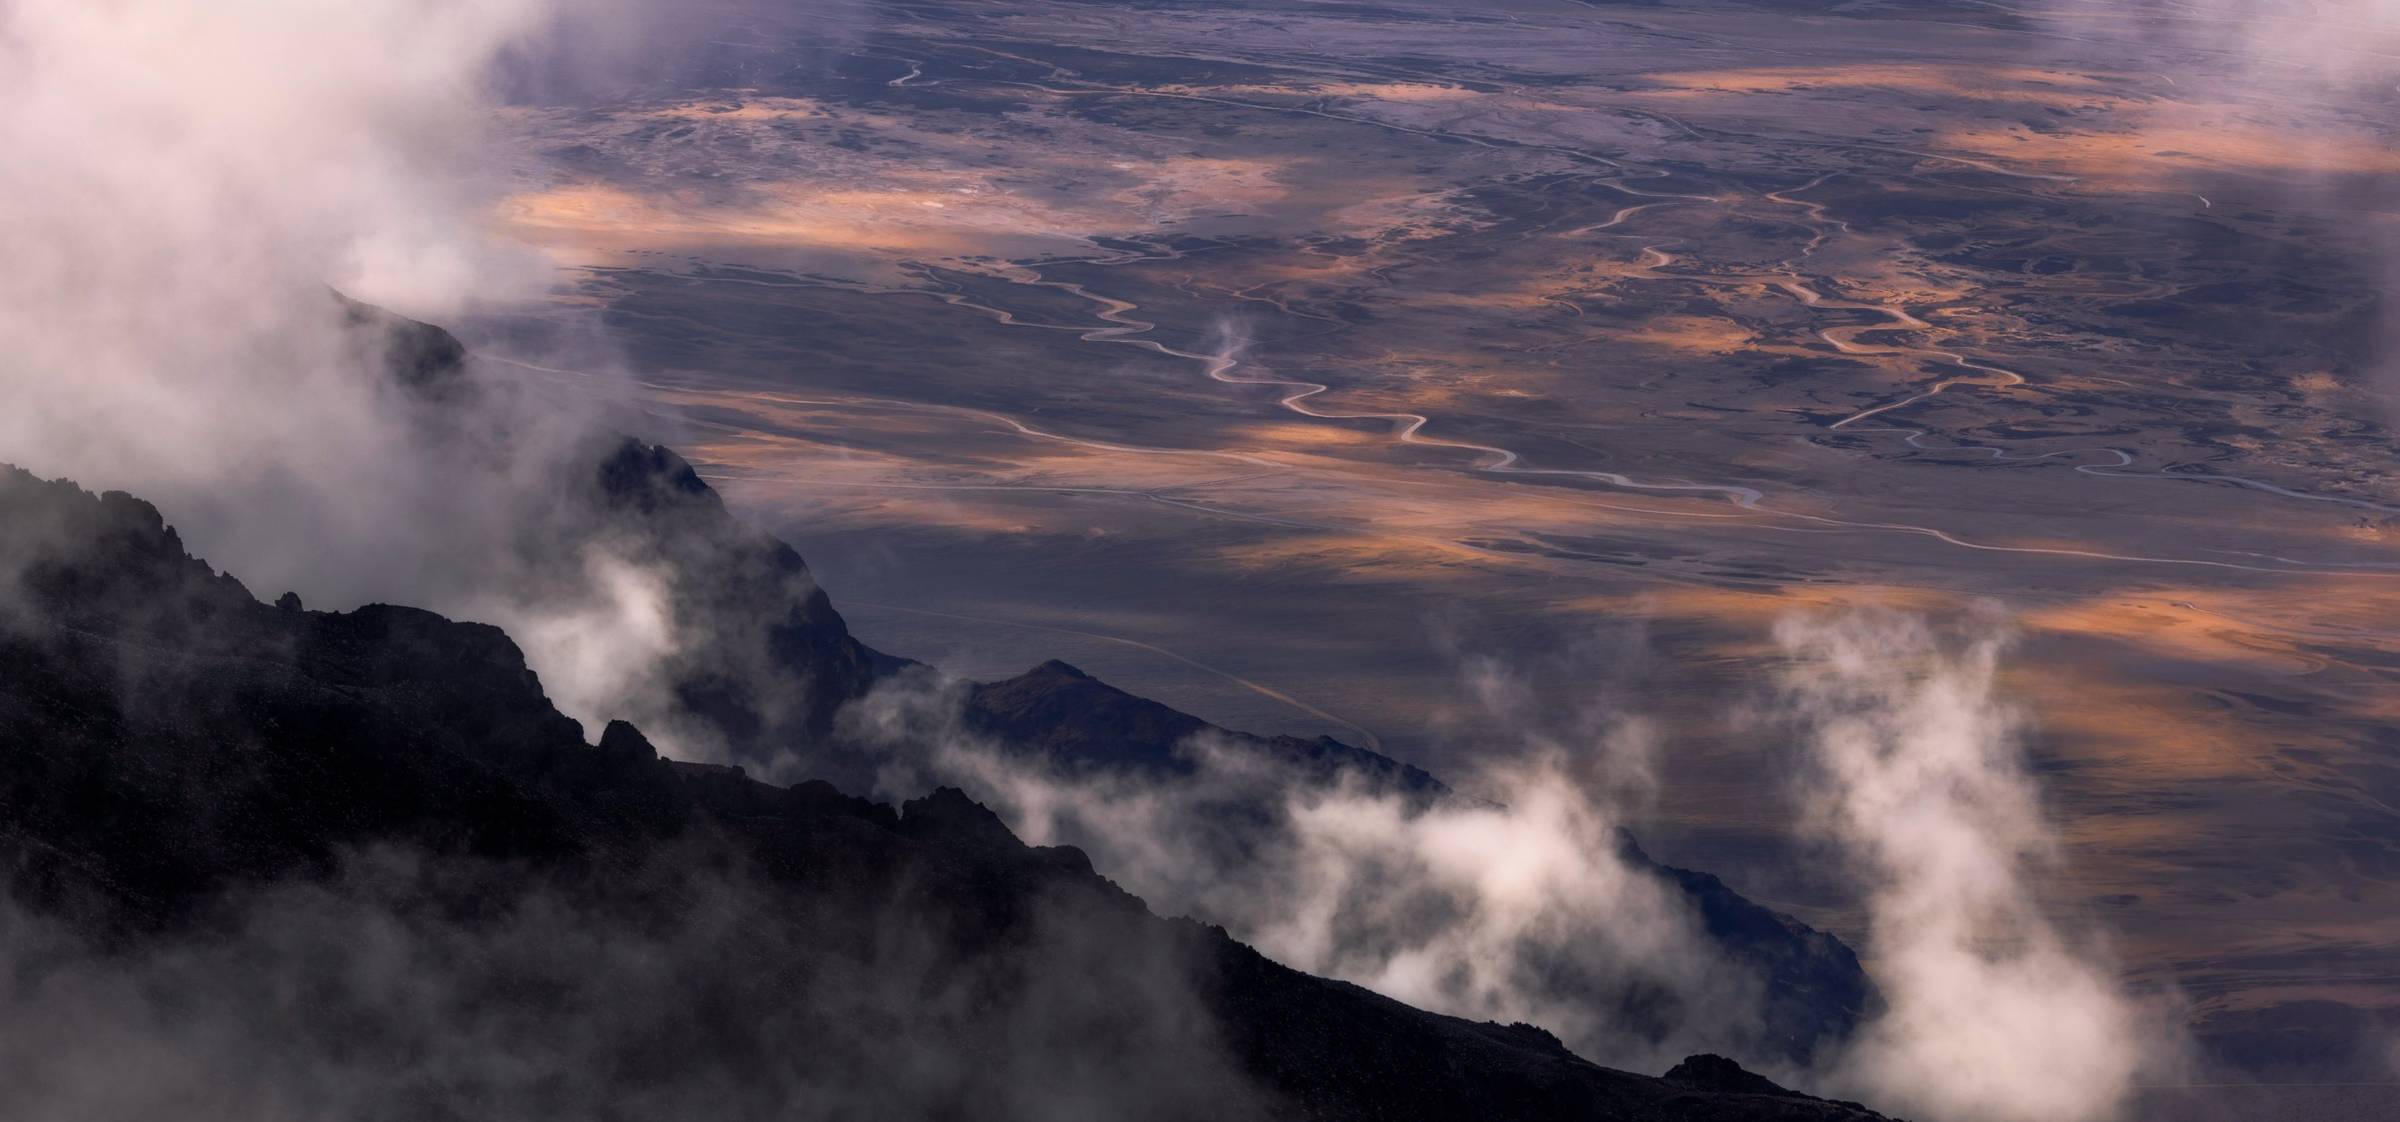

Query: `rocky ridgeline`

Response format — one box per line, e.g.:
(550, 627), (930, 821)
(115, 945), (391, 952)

(0, 460), (1899, 1120)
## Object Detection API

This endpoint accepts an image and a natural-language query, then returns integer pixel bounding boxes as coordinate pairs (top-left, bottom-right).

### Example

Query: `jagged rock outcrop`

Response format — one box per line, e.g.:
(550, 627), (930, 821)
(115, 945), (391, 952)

(586, 437), (892, 761)
(0, 465), (1896, 1121)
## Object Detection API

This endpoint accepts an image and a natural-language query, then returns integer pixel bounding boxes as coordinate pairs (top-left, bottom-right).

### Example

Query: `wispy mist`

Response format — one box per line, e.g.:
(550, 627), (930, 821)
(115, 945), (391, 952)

(843, 646), (1812, 1076)
(0, 0), (555, 505)
(1773, 610), (2172, 1122)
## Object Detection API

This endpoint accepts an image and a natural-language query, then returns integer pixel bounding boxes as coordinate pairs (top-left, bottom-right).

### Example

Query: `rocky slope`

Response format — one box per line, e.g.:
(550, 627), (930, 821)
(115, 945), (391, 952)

(0, 464), (1895, 1120)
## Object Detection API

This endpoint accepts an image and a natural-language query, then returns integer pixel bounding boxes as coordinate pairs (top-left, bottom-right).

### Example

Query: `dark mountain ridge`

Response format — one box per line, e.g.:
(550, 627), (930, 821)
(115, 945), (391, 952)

(0, 462), (1895, 1120)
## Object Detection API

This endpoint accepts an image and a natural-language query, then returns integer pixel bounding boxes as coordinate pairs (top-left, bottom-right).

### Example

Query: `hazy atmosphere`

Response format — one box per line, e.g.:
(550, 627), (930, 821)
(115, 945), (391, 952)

(2, 1), (2396, 1120)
